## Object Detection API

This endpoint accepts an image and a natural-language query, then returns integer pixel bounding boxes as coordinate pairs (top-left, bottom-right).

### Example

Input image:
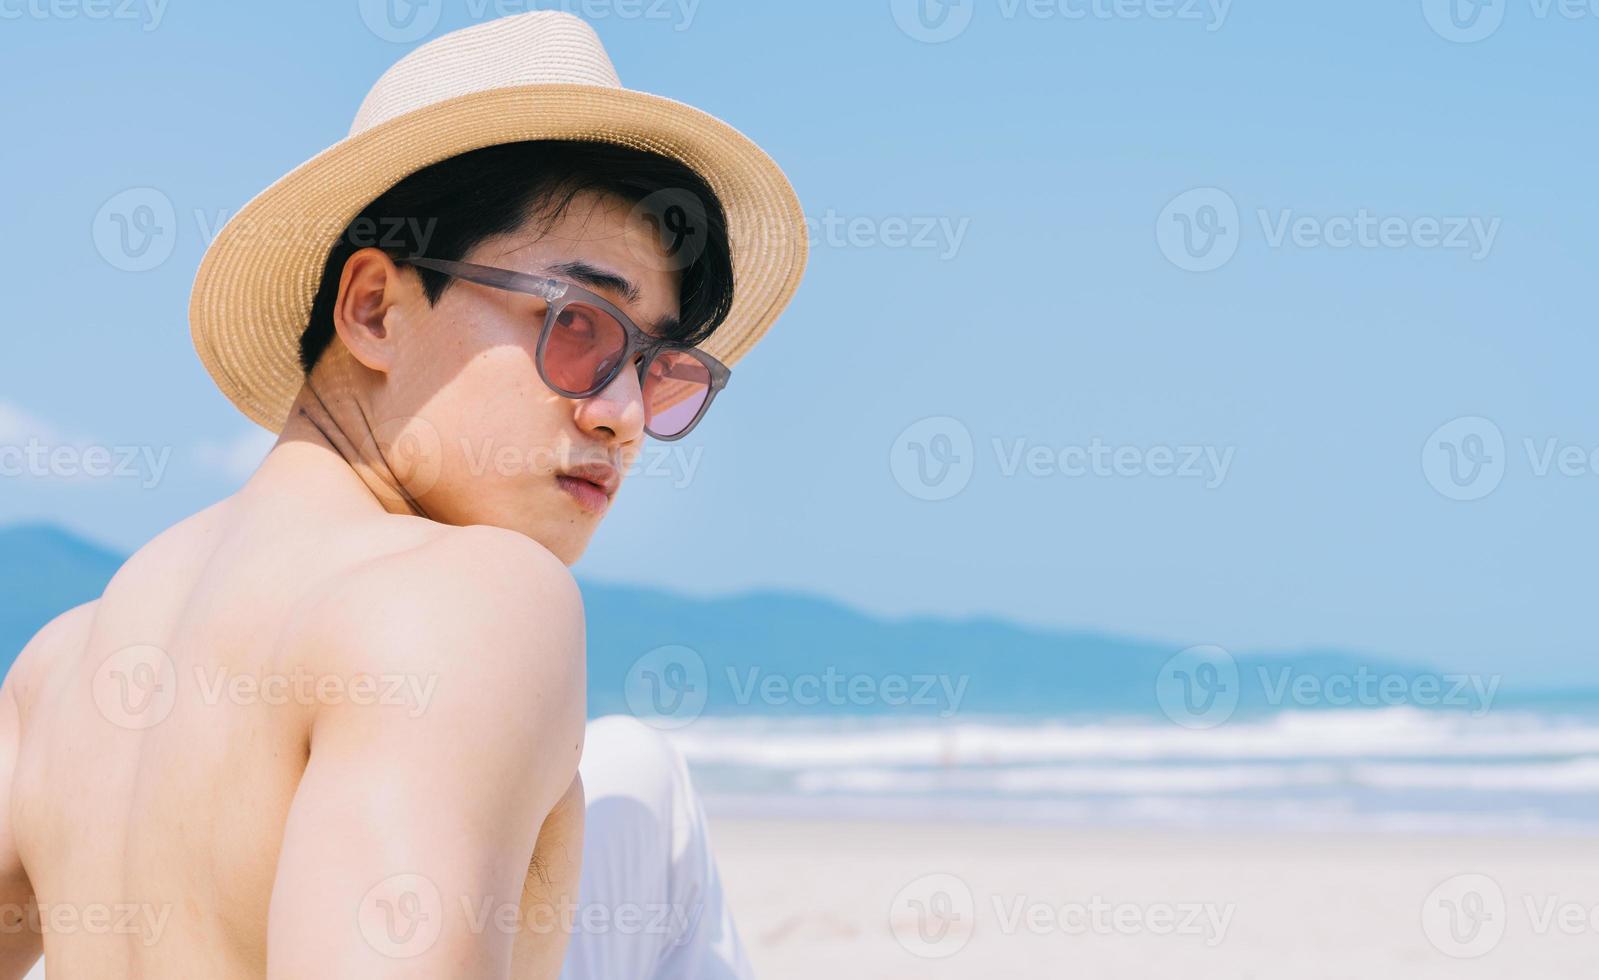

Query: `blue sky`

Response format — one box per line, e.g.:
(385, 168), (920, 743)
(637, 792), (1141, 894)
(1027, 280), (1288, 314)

(0, 0), (1593, 683)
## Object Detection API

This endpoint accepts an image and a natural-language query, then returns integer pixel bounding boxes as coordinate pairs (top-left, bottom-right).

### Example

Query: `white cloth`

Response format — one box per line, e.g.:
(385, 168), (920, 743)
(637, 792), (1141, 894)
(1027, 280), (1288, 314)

(561, 715), (754, 980)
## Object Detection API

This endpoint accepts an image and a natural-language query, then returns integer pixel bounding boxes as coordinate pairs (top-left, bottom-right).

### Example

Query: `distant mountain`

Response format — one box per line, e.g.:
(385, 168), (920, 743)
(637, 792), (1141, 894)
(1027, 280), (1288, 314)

(1, 523), (1565, 718)
(577, 585), (1496, 718)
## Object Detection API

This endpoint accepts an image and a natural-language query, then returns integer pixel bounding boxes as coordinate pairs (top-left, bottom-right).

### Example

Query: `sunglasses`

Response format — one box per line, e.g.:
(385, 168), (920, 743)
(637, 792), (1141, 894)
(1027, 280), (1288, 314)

(404, 256), (730, 441)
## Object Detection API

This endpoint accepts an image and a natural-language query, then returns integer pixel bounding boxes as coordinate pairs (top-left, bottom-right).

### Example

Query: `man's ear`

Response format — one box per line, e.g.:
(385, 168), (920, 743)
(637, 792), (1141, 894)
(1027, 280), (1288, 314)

(331, 248), (413, 374)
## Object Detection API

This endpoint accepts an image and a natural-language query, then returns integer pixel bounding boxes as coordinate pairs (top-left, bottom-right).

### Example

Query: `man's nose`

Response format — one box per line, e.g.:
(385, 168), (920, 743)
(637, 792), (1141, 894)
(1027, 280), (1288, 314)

(574, 359), (647, 444)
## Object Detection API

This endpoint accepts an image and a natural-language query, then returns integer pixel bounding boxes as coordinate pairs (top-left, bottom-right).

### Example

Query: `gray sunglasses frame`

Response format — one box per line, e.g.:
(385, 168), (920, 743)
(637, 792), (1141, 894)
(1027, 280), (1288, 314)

(403, 255), (730, 441)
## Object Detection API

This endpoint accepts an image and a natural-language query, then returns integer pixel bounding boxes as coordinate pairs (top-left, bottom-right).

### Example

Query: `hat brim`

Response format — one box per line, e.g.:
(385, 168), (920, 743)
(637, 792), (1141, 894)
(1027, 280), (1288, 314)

(189, 83), (807, 431)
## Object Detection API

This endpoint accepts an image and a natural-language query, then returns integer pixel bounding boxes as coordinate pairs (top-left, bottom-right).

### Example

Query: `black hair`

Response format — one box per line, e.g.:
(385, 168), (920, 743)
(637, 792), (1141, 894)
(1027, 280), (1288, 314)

(298, 139), (735, 373)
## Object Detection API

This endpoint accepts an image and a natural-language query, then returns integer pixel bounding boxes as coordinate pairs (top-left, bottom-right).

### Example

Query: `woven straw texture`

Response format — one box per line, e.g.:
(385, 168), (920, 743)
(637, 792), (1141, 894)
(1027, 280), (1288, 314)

(189, 11), (806, 431)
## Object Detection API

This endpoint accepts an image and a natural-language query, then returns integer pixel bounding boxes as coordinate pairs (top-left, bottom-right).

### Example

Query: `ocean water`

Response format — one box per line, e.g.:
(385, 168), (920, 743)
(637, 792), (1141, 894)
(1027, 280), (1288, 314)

(665, 705), (1599, 835)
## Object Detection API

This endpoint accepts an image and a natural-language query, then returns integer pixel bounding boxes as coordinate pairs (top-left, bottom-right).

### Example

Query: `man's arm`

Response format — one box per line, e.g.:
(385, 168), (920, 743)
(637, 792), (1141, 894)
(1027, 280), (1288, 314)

(267, 526), (587, 979)
(0, 604), (95, 980)
(0, 672), (40, 980)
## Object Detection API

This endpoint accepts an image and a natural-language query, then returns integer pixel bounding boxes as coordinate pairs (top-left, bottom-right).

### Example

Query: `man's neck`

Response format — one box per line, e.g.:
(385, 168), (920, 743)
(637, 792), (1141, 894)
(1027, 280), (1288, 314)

(262, 377), (433, 523)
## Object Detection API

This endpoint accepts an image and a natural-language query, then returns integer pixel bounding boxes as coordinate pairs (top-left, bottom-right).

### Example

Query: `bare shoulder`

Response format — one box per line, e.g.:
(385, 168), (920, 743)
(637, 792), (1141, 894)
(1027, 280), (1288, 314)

(294, 521), (587, 727)
(3, 600), (100, 719)
(263, 525), (589, 977)
(310, 521), (584, 643)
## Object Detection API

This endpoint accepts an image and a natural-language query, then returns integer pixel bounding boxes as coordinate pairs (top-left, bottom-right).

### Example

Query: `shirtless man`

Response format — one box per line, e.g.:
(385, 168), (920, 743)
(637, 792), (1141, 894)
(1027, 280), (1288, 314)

(0, 13), (805, 979)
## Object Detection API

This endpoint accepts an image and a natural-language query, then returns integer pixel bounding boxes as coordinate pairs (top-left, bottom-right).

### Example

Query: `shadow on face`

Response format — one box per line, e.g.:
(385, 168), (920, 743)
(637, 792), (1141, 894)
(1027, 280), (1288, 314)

(358, 190), (684, 563)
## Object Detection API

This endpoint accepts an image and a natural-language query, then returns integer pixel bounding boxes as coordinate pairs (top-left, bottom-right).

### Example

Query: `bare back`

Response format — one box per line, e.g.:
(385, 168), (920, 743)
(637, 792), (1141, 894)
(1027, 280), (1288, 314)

(3, 462), (586, 978)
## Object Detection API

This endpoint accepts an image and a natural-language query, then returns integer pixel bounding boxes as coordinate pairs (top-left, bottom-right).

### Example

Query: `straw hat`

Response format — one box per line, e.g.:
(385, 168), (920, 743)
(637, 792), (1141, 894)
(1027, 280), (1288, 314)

(189, 11), (806, 431)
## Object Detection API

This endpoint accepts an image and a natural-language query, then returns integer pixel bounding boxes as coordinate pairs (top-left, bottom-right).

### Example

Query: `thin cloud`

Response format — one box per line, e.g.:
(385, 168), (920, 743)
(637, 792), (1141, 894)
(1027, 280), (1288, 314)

(0, 402), (61, 444)
(194, 429), (278, 482)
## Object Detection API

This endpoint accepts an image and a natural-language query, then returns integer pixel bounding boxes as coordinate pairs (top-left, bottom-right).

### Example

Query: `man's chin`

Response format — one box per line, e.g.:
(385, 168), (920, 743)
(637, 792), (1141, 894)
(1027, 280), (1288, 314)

(522, 517), (595, 567)
(543, 535), (589, 567)
(436, 507), (594, 566)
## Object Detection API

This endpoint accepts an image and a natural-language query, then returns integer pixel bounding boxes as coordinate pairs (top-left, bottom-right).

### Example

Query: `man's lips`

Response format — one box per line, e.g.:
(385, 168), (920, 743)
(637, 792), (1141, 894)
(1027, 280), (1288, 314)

(558, 461), (620, 497)
(555, 461), (620, 514)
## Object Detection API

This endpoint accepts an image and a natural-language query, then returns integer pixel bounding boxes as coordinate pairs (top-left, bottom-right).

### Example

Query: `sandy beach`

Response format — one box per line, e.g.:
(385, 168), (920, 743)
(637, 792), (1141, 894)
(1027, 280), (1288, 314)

(713, 817), (1599, 979)
(15, 818), (1593, 979)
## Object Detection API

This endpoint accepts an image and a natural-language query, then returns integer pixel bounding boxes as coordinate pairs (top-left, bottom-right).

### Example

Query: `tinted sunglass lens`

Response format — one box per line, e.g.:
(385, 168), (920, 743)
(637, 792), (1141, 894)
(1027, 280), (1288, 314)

(643, 350), (713, 438)
(543, 303), (627, 395)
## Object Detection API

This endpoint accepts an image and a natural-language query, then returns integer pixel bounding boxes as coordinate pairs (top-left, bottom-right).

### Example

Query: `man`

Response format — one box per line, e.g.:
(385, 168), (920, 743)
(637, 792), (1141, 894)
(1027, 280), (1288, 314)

(0, 11), (805, 979)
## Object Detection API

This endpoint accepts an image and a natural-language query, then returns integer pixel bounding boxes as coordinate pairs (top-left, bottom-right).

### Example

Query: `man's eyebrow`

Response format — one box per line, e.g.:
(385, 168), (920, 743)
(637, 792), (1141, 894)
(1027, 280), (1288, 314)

(544, 259), (681, 338)
(545, 260), (639, 304)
